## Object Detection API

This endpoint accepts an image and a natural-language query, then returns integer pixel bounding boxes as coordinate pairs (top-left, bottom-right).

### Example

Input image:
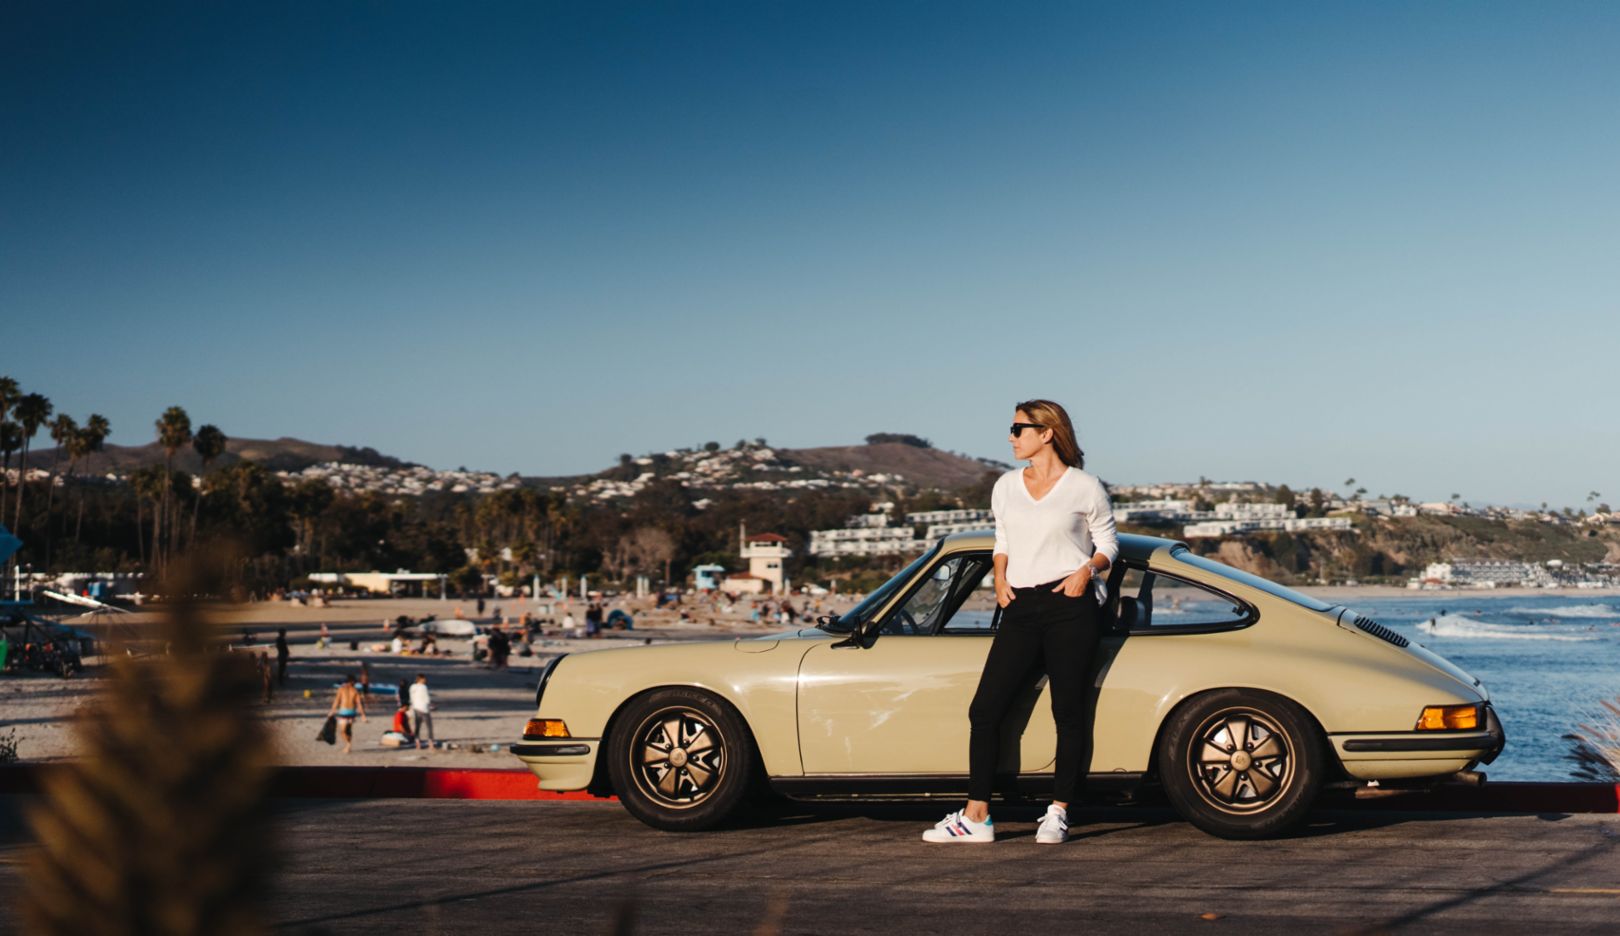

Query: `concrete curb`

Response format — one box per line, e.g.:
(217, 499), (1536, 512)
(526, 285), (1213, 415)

(1, 765), (1615, 811)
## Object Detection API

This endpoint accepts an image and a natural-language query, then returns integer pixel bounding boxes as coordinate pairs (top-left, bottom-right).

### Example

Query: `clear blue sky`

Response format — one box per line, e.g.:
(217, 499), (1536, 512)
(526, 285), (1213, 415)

(4, 2), (1616, 509)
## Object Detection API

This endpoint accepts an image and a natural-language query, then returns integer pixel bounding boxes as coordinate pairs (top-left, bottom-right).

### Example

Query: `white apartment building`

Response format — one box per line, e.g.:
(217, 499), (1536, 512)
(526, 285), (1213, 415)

(809, 526), (926, 557)
(1114, 499), (1195, 523)
(1184, 517), (1352, 538)
(1423, 560), (1551, 588)
(924, 521), (991, 540)
(1215, 502), (1291, 520)
(906, 508), (992, 526)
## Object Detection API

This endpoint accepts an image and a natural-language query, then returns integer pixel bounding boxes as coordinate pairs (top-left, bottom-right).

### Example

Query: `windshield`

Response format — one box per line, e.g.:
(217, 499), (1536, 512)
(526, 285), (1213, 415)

(818, 545), (940, 633)
(1171, 547), (1336, 612)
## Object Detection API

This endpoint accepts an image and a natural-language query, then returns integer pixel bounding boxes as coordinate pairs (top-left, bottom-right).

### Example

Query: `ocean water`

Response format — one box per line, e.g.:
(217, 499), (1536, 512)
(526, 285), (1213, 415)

(1339, 594), (1620, 781)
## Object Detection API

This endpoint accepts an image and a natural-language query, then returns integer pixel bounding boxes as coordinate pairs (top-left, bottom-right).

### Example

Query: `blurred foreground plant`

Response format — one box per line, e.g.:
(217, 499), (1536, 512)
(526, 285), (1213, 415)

(1564, 696), (1620, 783)
(23, 559), (276, 936)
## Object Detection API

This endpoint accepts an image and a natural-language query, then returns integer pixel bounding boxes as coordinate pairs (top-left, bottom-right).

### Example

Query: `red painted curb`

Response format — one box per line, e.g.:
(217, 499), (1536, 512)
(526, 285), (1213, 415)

(1, 764), (1616, 811)
(0, 764), (612, 802)
(267, 766), (612, 801)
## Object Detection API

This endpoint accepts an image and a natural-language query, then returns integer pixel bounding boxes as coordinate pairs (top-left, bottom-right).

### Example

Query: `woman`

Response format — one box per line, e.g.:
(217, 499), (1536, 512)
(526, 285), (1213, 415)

(923, 399), (1118, 844)
(328, 673), (368, 754)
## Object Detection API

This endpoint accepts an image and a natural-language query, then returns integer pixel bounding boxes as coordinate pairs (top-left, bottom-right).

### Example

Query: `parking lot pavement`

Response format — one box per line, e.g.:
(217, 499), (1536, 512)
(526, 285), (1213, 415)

(3, 798), (1618, 934)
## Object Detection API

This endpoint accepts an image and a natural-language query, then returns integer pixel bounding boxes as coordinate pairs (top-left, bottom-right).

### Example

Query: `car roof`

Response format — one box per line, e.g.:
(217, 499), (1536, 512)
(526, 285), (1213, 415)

(939, 529), (1183, 563)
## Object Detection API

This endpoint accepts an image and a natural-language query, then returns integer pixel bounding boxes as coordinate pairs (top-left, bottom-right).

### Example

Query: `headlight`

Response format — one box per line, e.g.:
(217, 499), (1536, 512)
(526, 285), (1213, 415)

(524, 718), (571, 738)
(1415, 704), (1481, 731)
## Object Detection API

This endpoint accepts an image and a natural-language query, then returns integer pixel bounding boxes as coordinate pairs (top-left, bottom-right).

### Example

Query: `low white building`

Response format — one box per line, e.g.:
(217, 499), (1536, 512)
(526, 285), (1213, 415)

(1423, 560), (1551, 588)
(1184, 517), (1352, 539)
(906, 508), (991, 526)
(924, 521), (990, 540)
(810, 526), (925, 557)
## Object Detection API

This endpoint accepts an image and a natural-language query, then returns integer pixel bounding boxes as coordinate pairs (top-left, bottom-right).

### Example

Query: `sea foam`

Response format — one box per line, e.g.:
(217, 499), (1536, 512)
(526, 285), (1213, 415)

(1416, 613), (1600, 642)
(1504, 603), (1617, 620)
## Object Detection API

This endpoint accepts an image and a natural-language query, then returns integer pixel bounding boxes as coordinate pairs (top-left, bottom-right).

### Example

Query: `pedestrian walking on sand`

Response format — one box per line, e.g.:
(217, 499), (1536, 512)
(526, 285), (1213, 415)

(409, 673), (435, 751)
(275, 628), (290, 686)
(359, 660), (372, 697)
(328, 673), (368, 754)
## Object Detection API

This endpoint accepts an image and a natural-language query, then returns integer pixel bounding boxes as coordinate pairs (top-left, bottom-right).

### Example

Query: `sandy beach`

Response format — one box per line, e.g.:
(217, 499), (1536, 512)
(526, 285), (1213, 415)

(2, 595), (830, 770)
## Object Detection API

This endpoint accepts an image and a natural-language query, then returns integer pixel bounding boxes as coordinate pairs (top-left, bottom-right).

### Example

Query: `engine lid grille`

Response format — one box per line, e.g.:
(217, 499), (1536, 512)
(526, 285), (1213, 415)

(1352, 614), (1409, 648)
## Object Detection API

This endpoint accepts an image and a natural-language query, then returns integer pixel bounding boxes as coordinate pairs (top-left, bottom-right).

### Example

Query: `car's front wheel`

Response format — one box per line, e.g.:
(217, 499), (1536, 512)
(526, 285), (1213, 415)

(608, 688), (755, 831)
(1158, 689), (1324, 839)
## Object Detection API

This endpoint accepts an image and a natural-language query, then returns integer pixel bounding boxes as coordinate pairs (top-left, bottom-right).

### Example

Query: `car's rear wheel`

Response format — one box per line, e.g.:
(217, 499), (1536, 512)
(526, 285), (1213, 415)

(608, 688), (755, 831)
(1158, 689), (1323, 839)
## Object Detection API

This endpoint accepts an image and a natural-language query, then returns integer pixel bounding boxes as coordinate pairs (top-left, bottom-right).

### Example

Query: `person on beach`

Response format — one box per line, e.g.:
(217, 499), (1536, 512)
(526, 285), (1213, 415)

(258, 651), (274, 704)
(409, 673), (435, 751)
(923, 399), (1117, 845)
(275, 628), (290, 686)
(328, 673), (368, 754)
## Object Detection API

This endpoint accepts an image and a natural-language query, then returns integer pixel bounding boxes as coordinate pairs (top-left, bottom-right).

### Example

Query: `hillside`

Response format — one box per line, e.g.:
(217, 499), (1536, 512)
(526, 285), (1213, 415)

(33, 437), (409, 476)
(779, 443), (1004, 491)
(541, 439), (1007, 501)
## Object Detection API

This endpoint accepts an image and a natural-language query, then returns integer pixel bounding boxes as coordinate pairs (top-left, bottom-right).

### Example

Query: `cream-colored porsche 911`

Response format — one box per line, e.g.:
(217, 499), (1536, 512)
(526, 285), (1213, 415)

(512, 532), (1503, 838)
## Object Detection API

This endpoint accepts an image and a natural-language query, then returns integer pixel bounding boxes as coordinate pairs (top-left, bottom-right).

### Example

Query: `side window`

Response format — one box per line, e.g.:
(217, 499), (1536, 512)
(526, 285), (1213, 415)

(1113, 565), (1251, 633)
(880, 553), (996, 636)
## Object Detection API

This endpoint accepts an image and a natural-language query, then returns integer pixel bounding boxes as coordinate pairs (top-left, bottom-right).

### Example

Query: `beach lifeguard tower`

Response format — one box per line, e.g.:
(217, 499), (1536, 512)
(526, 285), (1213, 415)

(738, 522), (791, 593)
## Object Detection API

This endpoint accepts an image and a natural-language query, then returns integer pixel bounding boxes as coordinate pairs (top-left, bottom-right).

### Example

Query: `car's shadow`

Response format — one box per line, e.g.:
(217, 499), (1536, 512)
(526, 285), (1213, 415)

(720, 796), (1507, 839)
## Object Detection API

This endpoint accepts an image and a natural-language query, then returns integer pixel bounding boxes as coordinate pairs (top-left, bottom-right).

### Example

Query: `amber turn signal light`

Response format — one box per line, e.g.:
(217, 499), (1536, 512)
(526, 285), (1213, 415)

(1415, 704), (1480, 731)
(524, 719), (571, 738)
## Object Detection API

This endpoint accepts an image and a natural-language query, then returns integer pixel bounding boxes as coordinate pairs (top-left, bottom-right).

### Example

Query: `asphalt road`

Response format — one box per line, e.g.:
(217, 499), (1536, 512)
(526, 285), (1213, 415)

(3, 798), (1619, 934)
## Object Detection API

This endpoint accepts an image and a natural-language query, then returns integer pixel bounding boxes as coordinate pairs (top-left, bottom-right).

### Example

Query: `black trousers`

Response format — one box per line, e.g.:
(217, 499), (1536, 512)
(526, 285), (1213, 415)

(968, 579), (1100, 804)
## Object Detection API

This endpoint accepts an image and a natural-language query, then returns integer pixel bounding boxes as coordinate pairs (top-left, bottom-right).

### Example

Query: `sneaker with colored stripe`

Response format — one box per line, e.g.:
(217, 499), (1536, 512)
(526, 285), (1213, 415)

(921, 809), (995, 843)
(1035, 804), (1068, 844)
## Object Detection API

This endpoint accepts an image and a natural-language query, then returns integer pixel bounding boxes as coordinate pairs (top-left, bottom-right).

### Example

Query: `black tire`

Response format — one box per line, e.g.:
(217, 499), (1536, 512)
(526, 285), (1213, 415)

(607, 688), (756, 832)
(1157, 688), (1324, 839)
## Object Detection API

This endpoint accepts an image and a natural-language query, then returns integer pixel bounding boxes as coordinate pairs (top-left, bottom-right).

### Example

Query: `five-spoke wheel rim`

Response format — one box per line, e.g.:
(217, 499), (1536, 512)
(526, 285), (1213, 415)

(630, 706), (726, 809)
(1187, 707), (1294, 815)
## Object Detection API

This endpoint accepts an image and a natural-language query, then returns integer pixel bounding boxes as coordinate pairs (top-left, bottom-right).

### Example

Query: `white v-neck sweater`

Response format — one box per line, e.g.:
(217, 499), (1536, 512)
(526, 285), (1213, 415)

(991, 466), (1119, 595)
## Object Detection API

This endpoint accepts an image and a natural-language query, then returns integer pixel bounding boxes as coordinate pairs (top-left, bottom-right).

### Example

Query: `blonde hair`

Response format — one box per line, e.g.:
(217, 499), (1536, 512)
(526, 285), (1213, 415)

(1014, 398), (1085, 468)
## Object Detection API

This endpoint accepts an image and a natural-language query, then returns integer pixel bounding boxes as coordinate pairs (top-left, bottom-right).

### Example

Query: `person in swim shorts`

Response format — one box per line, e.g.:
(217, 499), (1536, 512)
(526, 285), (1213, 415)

(328, 673), (368, 754)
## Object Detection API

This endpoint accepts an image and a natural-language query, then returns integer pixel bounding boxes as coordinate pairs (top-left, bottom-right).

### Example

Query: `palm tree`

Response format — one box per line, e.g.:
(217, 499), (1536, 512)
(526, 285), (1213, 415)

(129, 467), (166, 567)
(154, 406), (192, 572)
(0, 422), (20, 495)
(12, 392), (53, 531)
(73, 415), (110, 544)
(189, 424), (227, 547)
(43, 413), (79, 568)
(0, 377), (18, 503)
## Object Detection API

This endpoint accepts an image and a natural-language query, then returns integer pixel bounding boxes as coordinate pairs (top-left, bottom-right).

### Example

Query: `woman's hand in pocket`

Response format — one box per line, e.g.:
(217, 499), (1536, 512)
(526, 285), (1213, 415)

(1051, 567), (1093, 598)
(995, 576), (1016, 608)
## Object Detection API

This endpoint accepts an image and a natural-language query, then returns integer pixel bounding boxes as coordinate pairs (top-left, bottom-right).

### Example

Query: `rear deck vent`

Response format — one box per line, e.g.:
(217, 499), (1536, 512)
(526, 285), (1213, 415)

(1353, 614), (1409, 648)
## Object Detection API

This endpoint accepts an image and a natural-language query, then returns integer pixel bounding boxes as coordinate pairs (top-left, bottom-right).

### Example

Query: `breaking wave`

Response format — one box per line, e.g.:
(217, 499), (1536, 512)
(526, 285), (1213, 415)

(1416, 614), (1600, 642)
(1504, 603), (1617, 620)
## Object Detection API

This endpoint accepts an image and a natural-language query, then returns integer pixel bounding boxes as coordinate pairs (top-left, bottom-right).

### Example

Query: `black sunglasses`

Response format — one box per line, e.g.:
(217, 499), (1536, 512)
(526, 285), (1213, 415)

(1009, 422), (1044, 436)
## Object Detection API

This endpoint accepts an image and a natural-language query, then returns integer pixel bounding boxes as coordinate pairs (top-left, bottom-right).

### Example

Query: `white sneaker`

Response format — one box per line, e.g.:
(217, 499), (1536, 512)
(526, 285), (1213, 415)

(1035, 804), (1068, 844)
(921, 809), (995, 843)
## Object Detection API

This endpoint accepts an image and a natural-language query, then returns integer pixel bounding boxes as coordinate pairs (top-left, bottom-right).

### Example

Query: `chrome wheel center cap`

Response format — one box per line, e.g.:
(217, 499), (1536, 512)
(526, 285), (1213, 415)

(1231, 751), (1253, 771)
(669, 748), (689, 768)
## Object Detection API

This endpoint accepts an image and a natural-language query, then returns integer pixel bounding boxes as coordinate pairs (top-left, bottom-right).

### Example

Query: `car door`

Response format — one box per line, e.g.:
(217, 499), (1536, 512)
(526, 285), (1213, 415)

(1089, 562), (1257, 772)
(796, 550), (1058, 775)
